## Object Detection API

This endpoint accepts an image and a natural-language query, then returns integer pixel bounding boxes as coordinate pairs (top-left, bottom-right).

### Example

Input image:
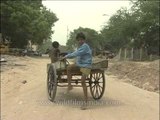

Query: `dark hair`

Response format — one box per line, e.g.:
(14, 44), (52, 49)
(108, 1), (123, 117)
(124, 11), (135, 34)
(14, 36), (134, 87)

(52, 41), (59, 48)
(76, 32), (86, 40)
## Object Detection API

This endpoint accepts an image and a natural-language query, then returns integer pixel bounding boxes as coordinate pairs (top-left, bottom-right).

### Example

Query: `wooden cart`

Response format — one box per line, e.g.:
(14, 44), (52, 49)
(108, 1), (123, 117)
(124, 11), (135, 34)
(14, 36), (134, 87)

(47, 55), (108, 102)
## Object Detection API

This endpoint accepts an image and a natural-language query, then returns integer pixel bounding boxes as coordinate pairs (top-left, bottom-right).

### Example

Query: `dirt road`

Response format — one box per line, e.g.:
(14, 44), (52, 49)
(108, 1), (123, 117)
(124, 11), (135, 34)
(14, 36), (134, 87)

(1, 56), (159, 120)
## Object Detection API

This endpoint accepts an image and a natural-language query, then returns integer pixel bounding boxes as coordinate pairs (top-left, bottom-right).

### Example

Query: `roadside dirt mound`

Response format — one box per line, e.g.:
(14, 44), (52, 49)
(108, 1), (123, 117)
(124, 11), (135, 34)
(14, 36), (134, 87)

(108, 60), (159, 93)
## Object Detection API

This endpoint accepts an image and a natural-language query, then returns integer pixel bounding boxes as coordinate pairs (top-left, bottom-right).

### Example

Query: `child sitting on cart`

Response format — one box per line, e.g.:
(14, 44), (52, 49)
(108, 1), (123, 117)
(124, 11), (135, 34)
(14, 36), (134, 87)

(63, 32), (92, 110)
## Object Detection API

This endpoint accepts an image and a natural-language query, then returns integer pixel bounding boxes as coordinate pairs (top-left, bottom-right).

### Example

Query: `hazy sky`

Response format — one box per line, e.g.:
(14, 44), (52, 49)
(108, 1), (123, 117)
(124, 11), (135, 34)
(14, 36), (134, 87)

(42, 1), (131, 45)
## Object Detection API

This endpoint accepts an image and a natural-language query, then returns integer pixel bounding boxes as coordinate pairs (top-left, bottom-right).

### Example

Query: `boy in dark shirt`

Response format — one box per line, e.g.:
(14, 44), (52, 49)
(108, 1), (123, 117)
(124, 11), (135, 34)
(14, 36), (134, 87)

(49, 41), (60, 63)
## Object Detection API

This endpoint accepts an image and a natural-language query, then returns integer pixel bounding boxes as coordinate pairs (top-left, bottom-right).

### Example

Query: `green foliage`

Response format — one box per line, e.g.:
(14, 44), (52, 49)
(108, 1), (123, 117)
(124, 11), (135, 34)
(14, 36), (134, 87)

(37, 40), (52, 53)
(100, 0), (159, 55)
(1, 1), (58, 48)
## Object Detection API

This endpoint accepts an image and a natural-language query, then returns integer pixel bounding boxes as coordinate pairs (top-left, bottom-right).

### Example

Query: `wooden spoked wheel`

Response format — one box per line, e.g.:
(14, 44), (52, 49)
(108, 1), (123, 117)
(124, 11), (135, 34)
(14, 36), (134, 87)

(89, 72), (105, 100)
(47, 65), (57, 102)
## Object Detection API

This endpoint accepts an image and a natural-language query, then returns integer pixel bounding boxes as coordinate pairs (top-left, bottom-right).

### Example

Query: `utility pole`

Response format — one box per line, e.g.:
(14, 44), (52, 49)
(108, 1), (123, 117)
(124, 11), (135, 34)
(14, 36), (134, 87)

(67, 26), (69, 40)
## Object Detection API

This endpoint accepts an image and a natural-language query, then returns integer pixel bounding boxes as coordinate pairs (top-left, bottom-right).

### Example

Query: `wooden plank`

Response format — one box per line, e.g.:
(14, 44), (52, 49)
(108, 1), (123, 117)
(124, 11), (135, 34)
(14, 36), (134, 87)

(92, 59), (108, 69)
(54, 58), (108, 75)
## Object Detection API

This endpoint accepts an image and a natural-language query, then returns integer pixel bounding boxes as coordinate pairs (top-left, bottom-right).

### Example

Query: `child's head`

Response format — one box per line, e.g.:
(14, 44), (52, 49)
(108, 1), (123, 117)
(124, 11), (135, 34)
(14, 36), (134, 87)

(76, 32), (86, 46)
(52, 41), (59, 48)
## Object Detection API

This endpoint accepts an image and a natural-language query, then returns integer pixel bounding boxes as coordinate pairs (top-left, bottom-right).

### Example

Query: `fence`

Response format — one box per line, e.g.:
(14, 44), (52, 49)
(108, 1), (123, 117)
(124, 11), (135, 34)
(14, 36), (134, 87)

(118, 48), (158, 61)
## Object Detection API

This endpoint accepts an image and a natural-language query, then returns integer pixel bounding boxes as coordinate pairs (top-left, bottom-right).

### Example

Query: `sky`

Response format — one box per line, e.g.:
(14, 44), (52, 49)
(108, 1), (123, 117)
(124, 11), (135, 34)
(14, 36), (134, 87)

(42, 1), (132, 45)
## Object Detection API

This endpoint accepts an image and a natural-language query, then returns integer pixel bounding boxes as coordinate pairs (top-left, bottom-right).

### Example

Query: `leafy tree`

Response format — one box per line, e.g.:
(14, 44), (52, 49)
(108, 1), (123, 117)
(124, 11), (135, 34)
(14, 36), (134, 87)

(37, 39), (52, 53)
(131, 0), (159, 55)
(100, 0), (159, 55)
(100, 8), (134, 52)
(1, 1), (58, 48)
(66, 27), (100, 52)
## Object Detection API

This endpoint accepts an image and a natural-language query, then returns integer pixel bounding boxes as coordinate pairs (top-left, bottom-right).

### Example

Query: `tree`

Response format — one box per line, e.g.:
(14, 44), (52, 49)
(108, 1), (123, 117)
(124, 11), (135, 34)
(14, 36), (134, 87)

(131, 0), (159, 55)
(38, 39), (52, 53)
(100, 0), (159, 55)
(1, 1), (58, 48)
(100, 7), (134, 52)
(66, 27), (100, 52)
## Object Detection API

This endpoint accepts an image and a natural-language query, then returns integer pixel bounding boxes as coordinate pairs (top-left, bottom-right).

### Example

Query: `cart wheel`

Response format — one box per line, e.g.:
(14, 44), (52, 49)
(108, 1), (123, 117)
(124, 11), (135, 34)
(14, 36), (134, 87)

(90, 72), (105, 100)
(47, 65), (57, 102)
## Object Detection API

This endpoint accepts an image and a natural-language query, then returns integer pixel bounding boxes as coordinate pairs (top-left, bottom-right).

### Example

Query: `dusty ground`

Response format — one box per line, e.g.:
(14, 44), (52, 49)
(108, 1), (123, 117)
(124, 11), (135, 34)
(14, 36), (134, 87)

(1, 55), (159, 120)
(108, 60), (159, 92)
